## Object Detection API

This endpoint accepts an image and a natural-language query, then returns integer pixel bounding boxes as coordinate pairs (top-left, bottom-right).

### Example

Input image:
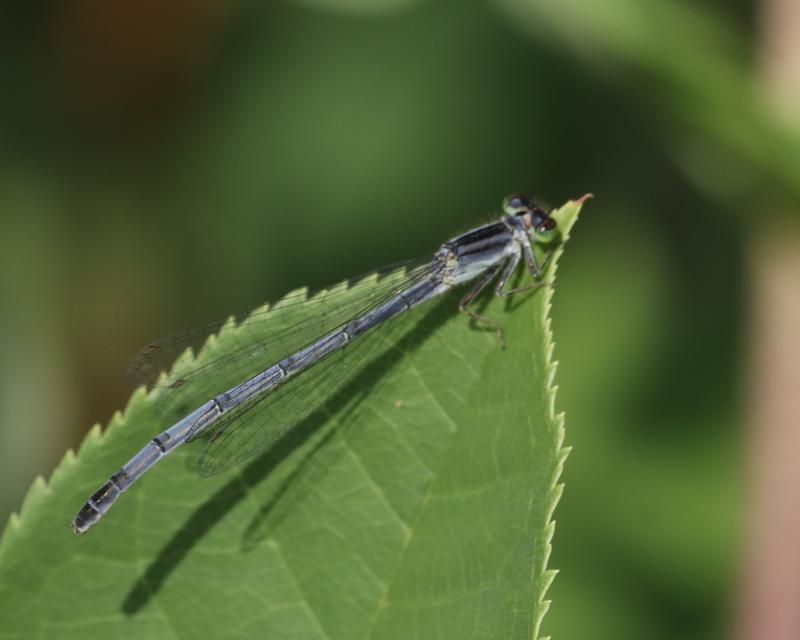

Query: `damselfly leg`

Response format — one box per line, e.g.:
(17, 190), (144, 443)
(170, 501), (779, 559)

(458, 242), (555, 347)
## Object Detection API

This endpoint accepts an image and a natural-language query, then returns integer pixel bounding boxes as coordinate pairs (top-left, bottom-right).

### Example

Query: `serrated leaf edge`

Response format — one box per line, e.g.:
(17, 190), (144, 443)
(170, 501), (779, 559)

(531, 197), (584, 640)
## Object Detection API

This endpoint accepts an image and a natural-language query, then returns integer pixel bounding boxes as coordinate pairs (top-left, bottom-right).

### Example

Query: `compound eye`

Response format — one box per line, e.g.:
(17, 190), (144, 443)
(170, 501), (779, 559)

(502, 193), (531, 215)
(539, 217), (556, 231)
(533, 216), (557, 243)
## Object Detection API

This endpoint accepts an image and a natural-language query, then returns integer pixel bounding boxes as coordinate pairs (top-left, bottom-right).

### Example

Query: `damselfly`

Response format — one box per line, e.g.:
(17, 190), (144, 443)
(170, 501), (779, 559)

(72, 194), (560, 533)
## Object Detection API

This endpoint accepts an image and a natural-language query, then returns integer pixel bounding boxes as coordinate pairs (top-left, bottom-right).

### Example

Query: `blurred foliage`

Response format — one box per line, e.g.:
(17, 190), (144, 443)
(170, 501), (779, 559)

(505, 0), (800, 207)
(0, 0), (785, 638)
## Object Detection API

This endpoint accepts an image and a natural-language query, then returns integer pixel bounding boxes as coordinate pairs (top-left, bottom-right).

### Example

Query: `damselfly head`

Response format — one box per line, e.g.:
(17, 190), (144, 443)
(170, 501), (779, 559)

(503, 193), (558, 243)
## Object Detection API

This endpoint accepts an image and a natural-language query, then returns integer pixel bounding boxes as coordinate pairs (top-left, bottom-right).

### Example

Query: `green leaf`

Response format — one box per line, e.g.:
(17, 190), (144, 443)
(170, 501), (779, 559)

(0, 198), (584, 640)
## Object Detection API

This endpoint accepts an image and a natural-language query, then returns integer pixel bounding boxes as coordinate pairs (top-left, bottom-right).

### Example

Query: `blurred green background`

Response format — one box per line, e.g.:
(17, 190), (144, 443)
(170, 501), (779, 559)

(2, 0), (798, 638)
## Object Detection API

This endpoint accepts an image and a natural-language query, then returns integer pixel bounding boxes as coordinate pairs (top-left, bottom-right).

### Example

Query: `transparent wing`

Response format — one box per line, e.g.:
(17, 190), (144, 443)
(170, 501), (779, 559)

(194, 309), (402, 476)
(193, 260), (441, 476)
(132, 258), (438, 428)
(126, 257), (420, 390)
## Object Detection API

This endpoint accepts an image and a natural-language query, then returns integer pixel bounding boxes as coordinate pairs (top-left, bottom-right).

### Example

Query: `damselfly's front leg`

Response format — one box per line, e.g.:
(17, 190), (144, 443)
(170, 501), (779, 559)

(460, 242), (555, 347)
(459, 262), (506, 347)
(497, 246), (554, 297)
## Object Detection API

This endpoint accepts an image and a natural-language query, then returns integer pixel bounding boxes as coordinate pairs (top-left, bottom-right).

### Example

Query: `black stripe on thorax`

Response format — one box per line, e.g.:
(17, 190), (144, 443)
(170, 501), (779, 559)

(448, 220), (513, 258)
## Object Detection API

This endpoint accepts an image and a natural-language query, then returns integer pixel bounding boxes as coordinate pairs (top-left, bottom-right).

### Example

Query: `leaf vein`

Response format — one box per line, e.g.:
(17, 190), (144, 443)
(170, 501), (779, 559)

(270, 540), (334, 640)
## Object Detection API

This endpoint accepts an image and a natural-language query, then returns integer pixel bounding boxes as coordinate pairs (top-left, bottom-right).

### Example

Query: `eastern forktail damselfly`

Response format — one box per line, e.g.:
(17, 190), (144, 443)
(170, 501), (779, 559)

(72, 193), (561, 533)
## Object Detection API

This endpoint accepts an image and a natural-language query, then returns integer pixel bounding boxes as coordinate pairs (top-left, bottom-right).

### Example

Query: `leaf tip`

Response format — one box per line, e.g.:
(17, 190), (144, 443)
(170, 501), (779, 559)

(573, 192), (594, 205)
